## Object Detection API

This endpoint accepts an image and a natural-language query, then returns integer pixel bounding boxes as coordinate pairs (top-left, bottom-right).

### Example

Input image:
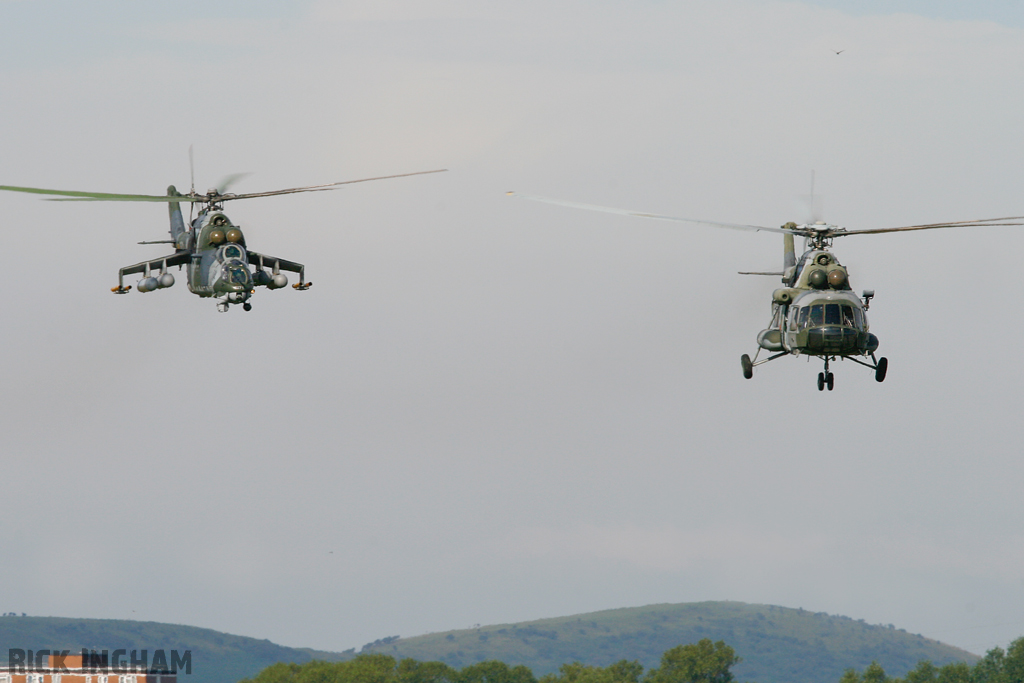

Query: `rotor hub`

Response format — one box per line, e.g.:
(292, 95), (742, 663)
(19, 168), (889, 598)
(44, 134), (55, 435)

(800, 222), (844, 249)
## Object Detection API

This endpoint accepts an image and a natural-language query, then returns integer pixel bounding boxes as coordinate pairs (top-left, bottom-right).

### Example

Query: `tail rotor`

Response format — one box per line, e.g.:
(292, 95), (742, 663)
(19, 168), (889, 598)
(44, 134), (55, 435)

(188, 144), (195, 222)
(795, 169), (824, 225)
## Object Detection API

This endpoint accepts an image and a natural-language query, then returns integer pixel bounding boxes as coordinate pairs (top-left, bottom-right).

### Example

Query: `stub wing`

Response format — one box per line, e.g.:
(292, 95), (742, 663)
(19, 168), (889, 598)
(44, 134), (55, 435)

(248, 250), (309, 289)
(115, 251), (190, 291)
(249, 251), (304, 275)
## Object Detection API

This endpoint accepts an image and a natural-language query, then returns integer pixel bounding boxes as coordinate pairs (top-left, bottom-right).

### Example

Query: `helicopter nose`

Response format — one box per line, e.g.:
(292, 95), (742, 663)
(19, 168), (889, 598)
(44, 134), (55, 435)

(806, 326), (859, 354)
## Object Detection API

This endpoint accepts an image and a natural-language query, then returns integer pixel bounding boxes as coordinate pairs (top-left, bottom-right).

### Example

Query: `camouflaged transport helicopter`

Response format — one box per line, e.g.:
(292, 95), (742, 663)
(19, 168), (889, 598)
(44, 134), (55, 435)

(508, 191), (1024, 390)
(0, 167), (446, 312)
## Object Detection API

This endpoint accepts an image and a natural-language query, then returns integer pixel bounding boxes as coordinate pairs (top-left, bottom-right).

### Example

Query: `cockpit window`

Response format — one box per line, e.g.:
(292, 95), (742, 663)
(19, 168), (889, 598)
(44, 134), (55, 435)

(809, 305), (824, 327)
(800, 302), (864, 329)
(226, 262), (250, 285)
(222, 244), (244, 260)
(841, 305), (855, 327)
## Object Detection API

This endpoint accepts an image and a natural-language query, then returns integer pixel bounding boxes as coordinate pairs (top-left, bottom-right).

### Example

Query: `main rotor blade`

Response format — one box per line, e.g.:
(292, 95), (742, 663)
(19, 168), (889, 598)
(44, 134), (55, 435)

(0, 185), (202, 202)
(507, 192), (806, 236)
(222, 168), (448, 201)
(216, 172), (250, 194)
(0, 169), (447, 204)
(837, 216), (1024, 236)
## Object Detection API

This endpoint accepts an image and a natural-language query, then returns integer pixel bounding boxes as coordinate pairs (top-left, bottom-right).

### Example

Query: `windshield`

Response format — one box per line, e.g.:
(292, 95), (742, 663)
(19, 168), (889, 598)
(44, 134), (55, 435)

(809, 305), (824, 327)
(842, 305), (855, 326)
(797, 302), (863, 330)
(221, 244), (245, 261)
(225, 261), (250, 286)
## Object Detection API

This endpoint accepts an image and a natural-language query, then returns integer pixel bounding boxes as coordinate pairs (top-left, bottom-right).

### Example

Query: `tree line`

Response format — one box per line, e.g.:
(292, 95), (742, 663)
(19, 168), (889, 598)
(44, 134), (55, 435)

(239, 636), (1024, 683)
(839, 638), (1024, 683)
(239, 639), (740, 683)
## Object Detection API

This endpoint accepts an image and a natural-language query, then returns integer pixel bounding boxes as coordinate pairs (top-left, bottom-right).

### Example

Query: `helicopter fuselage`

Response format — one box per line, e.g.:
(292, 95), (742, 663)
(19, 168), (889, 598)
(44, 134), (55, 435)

(755, 248), (879, 359)
(183, 210), (253, 303)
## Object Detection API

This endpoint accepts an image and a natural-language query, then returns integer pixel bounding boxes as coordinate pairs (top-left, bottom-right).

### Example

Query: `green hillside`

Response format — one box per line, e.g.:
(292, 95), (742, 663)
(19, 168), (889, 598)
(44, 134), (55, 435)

(358, 602), (978, 683)
(0, 617), (346, 683)
(0, 603), (983, 683)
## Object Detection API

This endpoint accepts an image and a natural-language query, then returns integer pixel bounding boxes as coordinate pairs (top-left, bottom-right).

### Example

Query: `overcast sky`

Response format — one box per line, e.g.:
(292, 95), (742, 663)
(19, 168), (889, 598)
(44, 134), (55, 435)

(2, 0), (1024, 661)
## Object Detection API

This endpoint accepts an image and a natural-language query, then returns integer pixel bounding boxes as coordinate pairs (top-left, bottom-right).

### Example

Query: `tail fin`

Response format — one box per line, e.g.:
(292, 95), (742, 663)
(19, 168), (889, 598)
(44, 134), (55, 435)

(783, 231), (796, 284)
(168, 185), (187, 248)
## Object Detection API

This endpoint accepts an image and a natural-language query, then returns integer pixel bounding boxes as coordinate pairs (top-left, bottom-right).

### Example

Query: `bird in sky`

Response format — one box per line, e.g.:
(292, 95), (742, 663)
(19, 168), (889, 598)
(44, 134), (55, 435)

(833, 49), (845, 55)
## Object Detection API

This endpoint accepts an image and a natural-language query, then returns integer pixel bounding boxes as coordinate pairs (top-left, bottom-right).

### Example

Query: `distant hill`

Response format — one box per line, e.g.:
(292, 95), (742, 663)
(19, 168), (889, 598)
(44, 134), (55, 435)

(0, 603), (981, 683)
(359, 602), (978, 683)
(0, 617), (346, 683)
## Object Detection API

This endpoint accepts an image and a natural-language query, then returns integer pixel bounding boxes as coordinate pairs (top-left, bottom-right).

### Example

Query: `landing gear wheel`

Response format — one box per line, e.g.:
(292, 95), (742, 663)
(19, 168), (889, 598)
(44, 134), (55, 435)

(817, 372), (825, 391)
(875, 357), (888, 382)
(826, 372), (834, 391)
(243, 303), (252, 312)
(740, 354), (753, 379)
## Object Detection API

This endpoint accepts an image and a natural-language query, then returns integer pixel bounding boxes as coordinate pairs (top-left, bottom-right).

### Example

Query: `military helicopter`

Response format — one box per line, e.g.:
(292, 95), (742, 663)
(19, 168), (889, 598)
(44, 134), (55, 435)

(507, 191), (1023, 389)
(0, 165), (446, 312)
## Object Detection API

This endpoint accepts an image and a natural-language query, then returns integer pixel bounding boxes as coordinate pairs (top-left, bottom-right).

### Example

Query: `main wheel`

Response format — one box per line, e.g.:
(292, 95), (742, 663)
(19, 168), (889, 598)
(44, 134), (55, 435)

(817, 372), (825, 391)
(740, 354), (753, 379)
(826, 372), (834, 391)
(243, 302), (252, 311)
(875, 357), (888, 382)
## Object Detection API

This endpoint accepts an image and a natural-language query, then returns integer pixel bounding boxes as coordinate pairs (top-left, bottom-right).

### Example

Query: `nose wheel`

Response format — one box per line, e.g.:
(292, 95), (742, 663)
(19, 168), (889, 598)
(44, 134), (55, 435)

(243, 302), (252, 312)
(818, 358), (835, 391)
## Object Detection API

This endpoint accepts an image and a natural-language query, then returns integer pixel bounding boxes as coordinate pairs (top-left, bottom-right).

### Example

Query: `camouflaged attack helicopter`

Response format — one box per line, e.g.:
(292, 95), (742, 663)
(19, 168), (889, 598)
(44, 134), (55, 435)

(507, 191), (1024, 390)
(0, 165), (446, 312)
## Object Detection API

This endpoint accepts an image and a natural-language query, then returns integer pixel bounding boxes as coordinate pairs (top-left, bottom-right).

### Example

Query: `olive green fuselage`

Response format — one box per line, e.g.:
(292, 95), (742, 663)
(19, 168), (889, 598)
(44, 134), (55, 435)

(180, 209), (253, 301)
(757, 248), (878, 358)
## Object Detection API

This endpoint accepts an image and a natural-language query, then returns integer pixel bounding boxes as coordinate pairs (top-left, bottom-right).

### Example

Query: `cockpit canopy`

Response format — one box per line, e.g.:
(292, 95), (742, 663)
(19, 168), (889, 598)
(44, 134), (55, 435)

(792, 302), (865, 331)
(220, 244), (246, 262)
(223, 259), (251, 287)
